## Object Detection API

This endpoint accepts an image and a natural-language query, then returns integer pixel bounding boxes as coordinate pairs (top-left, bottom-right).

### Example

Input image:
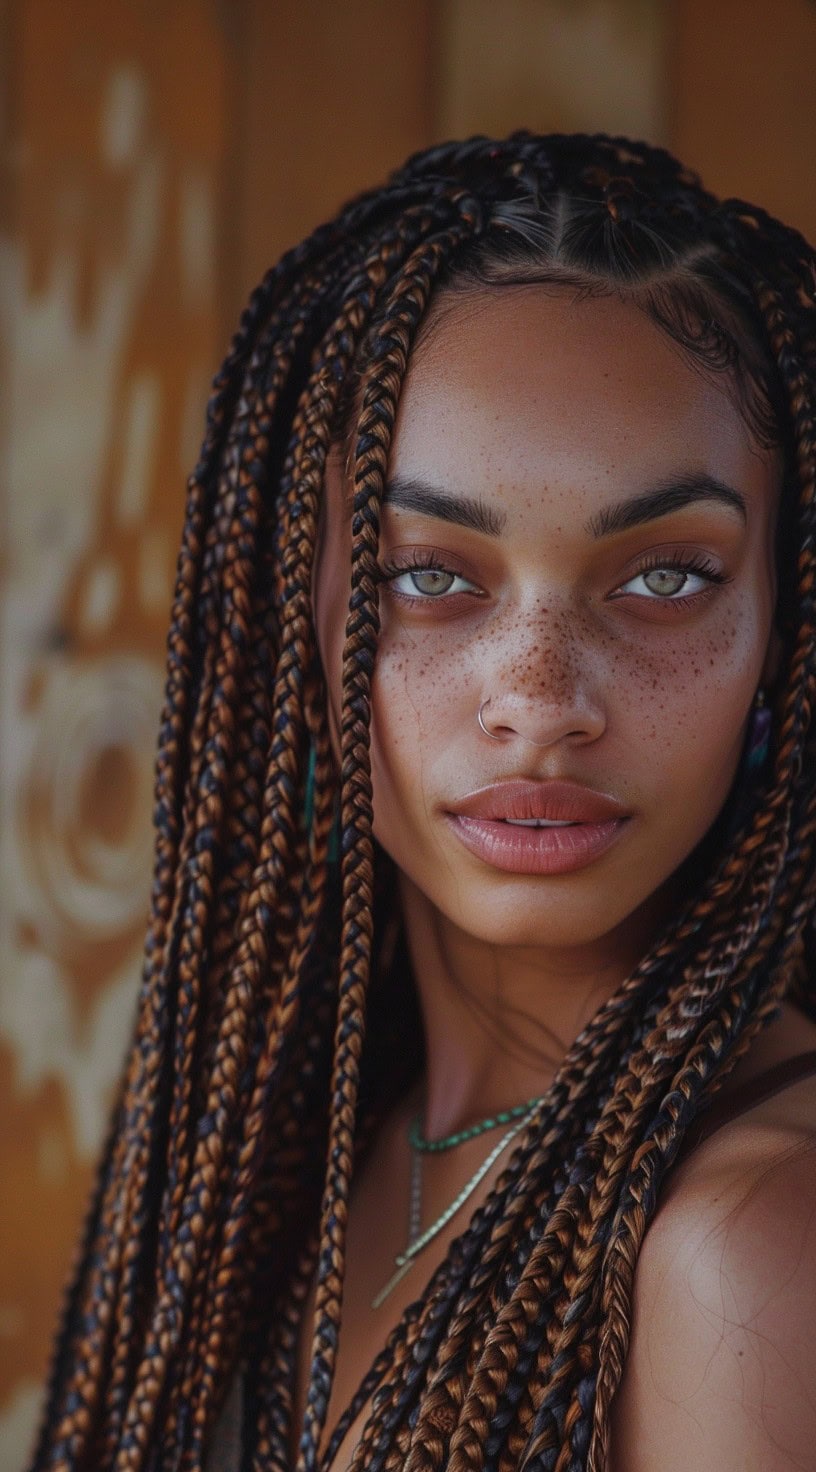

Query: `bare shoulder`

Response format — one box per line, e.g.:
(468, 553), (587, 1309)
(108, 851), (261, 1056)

(609, 1042), (816, 1472)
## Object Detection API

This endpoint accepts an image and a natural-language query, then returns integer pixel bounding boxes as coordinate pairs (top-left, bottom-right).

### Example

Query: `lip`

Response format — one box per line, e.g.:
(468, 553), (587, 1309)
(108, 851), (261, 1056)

(445, 780), (631, 876)
(450, 779), (630, 823)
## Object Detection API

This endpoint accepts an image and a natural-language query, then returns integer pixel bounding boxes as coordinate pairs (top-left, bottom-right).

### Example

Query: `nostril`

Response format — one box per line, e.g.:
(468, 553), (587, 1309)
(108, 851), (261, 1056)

(476, 689), (607, 749)
(478, 697), (599, 749)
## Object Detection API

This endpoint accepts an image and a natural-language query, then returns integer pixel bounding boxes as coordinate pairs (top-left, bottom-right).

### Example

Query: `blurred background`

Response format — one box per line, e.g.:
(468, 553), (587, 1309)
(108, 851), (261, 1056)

(1, 0), (815, 1463)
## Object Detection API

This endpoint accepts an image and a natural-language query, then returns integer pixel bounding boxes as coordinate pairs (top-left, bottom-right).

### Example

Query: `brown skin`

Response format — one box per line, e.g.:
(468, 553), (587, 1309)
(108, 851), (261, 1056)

(305, 288), (816, 1470)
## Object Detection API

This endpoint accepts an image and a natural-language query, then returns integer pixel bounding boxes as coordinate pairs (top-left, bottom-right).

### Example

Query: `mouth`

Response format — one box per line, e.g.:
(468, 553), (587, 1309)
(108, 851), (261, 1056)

(445, 779), (631, 875)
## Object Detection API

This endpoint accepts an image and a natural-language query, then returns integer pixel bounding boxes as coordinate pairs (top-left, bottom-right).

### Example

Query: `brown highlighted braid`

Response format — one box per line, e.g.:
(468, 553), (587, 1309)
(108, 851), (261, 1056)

(30, 133), (816, 1472)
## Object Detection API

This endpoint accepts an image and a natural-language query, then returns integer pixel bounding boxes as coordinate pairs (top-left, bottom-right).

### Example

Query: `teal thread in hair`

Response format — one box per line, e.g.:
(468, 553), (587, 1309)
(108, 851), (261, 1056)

(304, 740), (339, 862)
(304, 741), (317, 831)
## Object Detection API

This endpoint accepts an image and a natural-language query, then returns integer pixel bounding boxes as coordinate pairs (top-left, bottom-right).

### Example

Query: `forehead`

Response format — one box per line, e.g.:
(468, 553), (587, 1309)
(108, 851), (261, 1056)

(388, 287), (773, 523)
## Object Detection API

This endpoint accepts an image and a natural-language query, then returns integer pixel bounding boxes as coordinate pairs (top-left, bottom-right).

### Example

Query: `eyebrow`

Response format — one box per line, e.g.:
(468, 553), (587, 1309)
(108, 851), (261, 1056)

(586, 474), (747, 537)
(372, 470), (747, 540)
(380, 476), (506, 536)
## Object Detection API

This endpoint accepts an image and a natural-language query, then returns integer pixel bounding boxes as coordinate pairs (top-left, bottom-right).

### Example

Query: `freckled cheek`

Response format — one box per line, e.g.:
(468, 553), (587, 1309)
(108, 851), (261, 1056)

(611, 604), (762, 784)
(370, 629), (474, 764)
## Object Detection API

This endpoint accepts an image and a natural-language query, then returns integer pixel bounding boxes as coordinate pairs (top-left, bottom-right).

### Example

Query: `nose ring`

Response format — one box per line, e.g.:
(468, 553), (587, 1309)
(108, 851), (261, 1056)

(477, 697), (560, 749)
(477, 699), (502, 741)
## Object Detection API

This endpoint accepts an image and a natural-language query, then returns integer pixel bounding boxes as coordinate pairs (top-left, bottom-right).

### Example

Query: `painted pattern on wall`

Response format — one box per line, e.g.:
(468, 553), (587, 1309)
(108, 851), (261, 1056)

(0, 4), (226, 1462)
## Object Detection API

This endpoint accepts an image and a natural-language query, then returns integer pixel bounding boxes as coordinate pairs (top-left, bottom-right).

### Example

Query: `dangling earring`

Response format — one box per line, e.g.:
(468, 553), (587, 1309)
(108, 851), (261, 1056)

(746, 688), (772, 773)
(720, 688), (774, 845)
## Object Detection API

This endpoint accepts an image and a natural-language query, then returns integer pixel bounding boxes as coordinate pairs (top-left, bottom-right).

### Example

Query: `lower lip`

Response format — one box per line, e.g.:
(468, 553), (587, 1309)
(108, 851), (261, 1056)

(446, 815), (629, 875)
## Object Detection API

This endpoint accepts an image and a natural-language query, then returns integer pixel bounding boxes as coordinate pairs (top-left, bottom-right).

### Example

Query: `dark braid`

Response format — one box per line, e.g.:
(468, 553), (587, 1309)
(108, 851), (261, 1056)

(30, 132), (816, 1472)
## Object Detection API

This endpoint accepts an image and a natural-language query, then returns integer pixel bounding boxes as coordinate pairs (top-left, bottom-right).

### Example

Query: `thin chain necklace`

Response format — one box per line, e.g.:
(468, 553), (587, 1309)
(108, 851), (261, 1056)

(371, 1099), (541, 1310)
(409, 1095), (544, 1153)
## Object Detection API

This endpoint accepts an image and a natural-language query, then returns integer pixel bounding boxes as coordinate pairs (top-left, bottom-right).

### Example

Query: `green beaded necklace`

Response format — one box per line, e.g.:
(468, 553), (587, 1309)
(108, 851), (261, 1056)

(408, 1094), (545, 1153)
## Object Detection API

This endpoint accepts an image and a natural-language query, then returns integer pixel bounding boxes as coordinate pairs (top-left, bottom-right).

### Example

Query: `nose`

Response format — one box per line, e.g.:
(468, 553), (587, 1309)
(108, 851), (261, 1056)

(477, 692), (606, 748)
(476, 627), (607, 750)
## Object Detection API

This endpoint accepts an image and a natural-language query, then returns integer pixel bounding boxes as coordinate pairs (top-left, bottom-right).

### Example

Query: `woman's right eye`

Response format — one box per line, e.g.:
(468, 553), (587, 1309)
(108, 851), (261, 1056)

(383, 564), (480, 600)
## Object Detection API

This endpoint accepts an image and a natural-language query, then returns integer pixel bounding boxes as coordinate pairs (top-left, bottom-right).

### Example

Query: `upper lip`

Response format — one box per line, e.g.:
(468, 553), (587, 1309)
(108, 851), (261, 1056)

(449, 779), (630, 823)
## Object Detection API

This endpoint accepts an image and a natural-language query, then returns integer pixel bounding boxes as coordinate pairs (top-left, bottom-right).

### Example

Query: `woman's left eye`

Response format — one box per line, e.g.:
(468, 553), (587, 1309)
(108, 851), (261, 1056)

(383, 564), (478, 599)
(616, 559), (726, 601)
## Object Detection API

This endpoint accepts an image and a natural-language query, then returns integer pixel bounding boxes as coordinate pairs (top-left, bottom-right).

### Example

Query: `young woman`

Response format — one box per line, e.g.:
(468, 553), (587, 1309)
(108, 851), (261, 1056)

(30, 132), (816, 1472)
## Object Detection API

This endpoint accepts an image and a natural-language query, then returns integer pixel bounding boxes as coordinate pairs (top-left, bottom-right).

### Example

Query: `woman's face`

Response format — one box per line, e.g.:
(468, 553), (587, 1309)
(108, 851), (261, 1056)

(315, 287), (781, 951)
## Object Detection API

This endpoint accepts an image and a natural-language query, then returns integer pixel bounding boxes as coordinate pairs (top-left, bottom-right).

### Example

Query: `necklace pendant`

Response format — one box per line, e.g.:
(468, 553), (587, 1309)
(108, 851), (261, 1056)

(371, 1254), (413, 1311)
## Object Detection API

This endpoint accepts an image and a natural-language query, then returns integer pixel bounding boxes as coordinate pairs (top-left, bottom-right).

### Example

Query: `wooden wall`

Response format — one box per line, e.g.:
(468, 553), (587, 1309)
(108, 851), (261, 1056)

(670, 0), (816, 244)
(1, 0), (230, 1456)
(1, 1), (814, 1462)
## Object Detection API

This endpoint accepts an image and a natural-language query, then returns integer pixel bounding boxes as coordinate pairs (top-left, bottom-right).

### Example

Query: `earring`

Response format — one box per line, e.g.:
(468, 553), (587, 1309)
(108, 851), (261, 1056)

(720, 688), (773, 845)
(746, 688), (772, 773)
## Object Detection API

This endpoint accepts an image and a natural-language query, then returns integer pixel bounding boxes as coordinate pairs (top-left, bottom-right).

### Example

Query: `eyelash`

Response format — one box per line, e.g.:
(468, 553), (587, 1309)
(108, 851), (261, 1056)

(375, 552), (476, 600)
(376, 550), (731, 606)
(622, 551), (730, 602)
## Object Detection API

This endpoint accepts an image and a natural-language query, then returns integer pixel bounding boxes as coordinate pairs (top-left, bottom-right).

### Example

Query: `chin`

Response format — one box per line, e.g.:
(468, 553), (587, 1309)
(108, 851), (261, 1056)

(435, 887), (648, 951)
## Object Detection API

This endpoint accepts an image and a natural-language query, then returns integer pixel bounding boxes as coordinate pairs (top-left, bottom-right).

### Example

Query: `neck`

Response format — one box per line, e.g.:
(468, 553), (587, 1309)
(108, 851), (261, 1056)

(398, 873), (671, 1141)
